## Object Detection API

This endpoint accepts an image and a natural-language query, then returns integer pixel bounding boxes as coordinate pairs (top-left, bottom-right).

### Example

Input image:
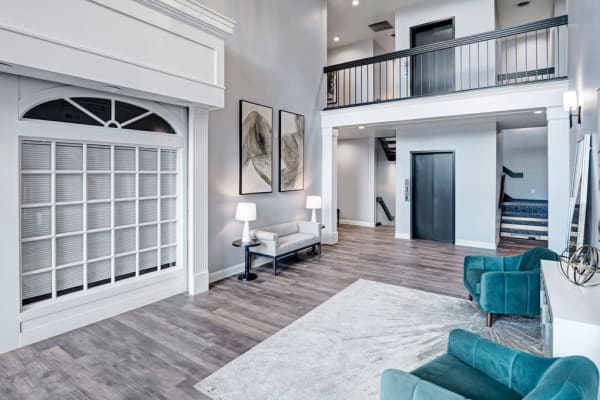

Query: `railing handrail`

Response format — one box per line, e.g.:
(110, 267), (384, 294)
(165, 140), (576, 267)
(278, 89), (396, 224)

(324, 15), (568, 73)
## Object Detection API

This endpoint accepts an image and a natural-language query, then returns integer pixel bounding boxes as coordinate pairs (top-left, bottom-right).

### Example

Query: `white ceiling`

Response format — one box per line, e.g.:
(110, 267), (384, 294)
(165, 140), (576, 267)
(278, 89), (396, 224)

(328, 0), (556, 53)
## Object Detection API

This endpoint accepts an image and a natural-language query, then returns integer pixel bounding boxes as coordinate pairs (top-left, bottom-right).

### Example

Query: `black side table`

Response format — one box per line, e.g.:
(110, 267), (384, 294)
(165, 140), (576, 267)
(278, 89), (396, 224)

(232, 239), (261, 281)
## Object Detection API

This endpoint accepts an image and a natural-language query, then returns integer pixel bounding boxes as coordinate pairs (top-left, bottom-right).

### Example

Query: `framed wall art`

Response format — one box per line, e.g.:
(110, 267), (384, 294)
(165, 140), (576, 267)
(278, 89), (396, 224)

(239, 100), (273, 194)
(279, 110), (304, 192)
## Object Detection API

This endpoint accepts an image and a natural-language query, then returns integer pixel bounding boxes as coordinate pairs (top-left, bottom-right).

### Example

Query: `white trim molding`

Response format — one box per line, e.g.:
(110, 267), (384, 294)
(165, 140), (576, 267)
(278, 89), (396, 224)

(339, 220), (376, 228)
(321, 127), (339, 245)
(455, 239), (497, 250)
(209, 263), (244, 283)
(395, 232), (410, 240)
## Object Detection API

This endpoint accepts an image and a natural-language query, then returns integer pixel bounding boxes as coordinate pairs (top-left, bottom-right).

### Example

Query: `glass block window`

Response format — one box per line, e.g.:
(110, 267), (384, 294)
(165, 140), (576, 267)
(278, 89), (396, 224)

(20, 139), (178, 307)
(23, 98), (176, 134)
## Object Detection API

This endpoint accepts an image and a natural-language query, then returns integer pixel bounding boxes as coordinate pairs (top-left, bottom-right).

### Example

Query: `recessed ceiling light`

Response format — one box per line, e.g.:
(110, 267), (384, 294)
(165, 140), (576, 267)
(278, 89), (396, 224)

(0, 62), (12, 68)
(352, 0), (360, 6)
(533, 110), (544, 114)
(358, 125), (365, 130)
(104, 85), (121, 93)
(333, 36), (340, 42)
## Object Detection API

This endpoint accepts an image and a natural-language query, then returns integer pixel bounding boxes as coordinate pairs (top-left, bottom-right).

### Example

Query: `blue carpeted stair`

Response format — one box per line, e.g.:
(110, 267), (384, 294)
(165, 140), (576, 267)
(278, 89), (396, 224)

(500, 199), (548, 240)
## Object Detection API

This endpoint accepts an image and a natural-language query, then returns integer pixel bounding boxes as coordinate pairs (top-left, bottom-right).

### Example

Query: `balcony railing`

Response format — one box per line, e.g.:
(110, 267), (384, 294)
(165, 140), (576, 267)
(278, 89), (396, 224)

(324, 15), (568, 110)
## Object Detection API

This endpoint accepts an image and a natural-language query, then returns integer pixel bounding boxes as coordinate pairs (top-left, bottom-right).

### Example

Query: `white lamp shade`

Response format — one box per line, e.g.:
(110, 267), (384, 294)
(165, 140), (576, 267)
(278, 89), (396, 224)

(306, 196), (322, 209)
(235, 202), (256, 222)
(563, 91), (578, 112)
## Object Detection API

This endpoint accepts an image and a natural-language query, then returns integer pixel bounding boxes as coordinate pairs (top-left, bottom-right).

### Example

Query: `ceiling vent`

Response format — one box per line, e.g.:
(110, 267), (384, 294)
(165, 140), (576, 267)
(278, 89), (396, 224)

(368, 20), (393, 32)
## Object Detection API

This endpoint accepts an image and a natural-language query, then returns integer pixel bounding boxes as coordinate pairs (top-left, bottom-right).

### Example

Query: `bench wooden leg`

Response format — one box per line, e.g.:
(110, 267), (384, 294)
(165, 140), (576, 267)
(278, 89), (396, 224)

(468, 294), (473, 301)
(487, 313), (493, 328)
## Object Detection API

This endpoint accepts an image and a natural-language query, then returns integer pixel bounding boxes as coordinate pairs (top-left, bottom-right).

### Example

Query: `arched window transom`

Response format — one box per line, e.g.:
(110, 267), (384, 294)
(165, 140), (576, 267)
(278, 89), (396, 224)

(23, 97), (176, 134)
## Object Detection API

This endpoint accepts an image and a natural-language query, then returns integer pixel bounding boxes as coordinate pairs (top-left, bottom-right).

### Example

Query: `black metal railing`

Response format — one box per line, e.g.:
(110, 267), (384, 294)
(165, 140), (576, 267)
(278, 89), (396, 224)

(324, 15), (568, 110)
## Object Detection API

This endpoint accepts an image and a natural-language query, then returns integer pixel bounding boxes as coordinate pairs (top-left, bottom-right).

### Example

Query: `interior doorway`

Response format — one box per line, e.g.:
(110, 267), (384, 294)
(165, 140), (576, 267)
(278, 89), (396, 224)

(410, 18), (455, 96)
(411, 151), (455, 243)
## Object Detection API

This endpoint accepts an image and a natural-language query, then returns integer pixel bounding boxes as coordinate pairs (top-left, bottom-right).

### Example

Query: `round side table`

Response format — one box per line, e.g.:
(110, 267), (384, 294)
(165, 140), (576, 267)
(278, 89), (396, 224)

(232, 239), (261, 281)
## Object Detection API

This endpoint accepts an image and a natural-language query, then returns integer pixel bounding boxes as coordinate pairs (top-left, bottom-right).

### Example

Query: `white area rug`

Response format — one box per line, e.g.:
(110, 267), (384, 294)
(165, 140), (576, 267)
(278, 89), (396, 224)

(195, 279), (541, 400)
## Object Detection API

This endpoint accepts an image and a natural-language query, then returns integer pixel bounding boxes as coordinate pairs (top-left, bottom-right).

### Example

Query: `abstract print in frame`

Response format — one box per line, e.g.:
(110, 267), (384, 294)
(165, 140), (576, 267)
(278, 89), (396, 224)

(279, 110), (304, 192)
(239, 100), (273, 194)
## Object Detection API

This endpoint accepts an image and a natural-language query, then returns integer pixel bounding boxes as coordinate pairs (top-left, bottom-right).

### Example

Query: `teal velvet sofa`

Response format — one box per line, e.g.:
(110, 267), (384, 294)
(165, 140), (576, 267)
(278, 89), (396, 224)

(381, 329), (599, 400)
(463, 247), (558, 326)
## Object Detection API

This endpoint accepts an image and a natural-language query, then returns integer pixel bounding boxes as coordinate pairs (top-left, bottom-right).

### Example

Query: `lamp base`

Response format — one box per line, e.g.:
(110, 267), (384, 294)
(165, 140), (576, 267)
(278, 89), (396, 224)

(311, 208), (318, 224)
(241, 220), (251, 243)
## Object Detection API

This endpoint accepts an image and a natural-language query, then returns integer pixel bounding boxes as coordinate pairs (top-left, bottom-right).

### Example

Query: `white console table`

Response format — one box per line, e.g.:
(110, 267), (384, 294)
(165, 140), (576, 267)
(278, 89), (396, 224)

(541, 260), (600, 378)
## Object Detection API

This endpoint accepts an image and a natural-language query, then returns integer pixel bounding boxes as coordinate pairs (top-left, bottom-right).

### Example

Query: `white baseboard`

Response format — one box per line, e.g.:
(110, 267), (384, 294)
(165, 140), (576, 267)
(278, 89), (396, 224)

(189, 271), (209, 295)
(455, 239), (497, 250)
(339, 219), (376, 228)
(209, 262), (244, 283)
(395, 232), (410, 240)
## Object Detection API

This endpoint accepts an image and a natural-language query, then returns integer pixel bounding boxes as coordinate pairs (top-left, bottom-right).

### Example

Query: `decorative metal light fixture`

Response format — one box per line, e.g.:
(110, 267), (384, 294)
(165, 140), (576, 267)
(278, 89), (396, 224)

(560, 246), (600, 287)
(563, 90), (581, 128)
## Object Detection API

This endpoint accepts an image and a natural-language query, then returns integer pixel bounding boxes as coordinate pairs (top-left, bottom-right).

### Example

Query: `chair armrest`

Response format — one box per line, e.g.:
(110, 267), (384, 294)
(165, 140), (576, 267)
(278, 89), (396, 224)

(252, 230), (278, 242)
(479, 270), (540, 315)
(297, 221), (321, 240)
(381, 369), (468, 400)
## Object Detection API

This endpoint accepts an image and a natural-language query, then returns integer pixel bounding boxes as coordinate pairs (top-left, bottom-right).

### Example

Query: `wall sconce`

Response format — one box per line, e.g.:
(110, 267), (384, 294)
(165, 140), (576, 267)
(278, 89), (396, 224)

(563, 90), (581, 128)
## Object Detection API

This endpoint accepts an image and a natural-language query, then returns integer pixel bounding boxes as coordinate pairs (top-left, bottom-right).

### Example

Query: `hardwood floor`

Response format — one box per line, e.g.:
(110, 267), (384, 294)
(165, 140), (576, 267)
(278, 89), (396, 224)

(0, 225), (545, 399)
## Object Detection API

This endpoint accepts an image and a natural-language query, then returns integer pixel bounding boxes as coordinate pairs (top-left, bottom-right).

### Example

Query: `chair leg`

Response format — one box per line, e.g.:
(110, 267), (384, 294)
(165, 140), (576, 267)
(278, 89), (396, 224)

(486, 313), (493, 328)
(273, 257), (278, 275)
(468, 294), (473, 301)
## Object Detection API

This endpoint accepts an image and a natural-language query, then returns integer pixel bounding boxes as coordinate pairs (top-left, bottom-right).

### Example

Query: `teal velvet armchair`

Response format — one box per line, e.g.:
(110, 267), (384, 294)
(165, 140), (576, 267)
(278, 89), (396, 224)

(463, 247), (558, 326)
(381, 329), (599, 400)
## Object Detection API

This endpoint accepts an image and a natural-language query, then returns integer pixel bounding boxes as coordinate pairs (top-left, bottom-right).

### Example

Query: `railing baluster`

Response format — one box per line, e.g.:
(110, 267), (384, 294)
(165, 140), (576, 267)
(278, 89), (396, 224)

(514, 34), (518, 84)
(477, 42), (480, 88)
(535, 30), (538, 81)
(486, 40), (489, 87)
(525, 31), (528, 82)
(546, 28), (549, 79)
(557, 25), (560, 77)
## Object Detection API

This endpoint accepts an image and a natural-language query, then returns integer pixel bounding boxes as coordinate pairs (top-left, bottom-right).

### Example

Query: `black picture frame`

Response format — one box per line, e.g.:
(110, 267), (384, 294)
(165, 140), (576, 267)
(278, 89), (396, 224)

(278, 110), (305, 192)
(239, 100), (273, 195)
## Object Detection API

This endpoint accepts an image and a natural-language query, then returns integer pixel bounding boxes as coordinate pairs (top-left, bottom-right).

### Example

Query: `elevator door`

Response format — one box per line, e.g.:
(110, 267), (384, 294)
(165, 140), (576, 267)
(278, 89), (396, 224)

(411, 152), (455, 243)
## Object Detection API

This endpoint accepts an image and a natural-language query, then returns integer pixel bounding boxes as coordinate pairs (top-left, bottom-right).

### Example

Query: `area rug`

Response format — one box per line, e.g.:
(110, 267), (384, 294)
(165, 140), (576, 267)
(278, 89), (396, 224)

(195, 279), (541, 400)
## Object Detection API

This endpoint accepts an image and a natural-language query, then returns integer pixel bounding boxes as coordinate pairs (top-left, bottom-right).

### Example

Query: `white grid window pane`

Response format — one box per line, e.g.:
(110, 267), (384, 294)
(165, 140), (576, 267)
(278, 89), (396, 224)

(115, 254), (136, 279)
(115, 147), (136, 171)
(87, 145), (111, 171)
(88, 259), (111, 287)
(56, 174), (83, 202)
(160, 174), (176, 196)
(56, 143), (83, 170)
(22, 141), (51, 170)
(140, 250), (158, 273)
(115, 201), (136, 226)
(87, 231), (111, 260)
(139, 224), (157, 250)
(140, 199), (157, 223)
(161, 245), (177, 268)
(57, 265), (83, 295)
(160, 198), (176, 221)
(160, 150), (177, 171)
(88, 174), (111, 200)
(22, 239), (51, 273)
(161, 222), (176, 245)
(21, 207), (51, 238)
(139, 148), (158, 171)
(22, 272), (52, 303)
(22, 175), (51, 204)
(88, 202), (111, 230)
(115, 174), (135, 199)
(115, 228), (136, 254)
(139, 174), (157, 197)
(56, 234), (83, 266)
(56, 204), (83, 234)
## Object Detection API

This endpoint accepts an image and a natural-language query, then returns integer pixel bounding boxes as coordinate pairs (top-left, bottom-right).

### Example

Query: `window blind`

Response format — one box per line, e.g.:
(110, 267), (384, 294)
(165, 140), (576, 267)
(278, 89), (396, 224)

(20, 139), (178, 306)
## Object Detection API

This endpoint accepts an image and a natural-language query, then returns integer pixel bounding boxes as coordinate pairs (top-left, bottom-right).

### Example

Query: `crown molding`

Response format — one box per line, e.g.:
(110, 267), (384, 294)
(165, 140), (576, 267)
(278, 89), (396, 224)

(137, 0), (236, 38)
(90, 0), (235, 39)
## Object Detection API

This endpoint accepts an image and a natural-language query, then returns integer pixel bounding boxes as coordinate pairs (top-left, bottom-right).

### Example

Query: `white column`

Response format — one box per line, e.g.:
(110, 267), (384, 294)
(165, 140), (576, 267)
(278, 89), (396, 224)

(187, 106), (209, 294)
(322, 127), (339, 244)
(546, 106), (571, 253)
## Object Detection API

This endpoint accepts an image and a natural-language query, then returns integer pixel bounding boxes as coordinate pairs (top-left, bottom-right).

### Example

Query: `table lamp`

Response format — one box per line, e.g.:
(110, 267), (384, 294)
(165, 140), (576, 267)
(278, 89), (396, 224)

(236, 202), (256, 243)
(306, 196), (322, 223)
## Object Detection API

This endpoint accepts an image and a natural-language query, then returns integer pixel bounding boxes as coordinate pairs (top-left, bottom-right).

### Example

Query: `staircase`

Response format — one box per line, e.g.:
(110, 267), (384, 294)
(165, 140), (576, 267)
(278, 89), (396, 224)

(378, 137), (395, 161)
(500, 199), (548, 241)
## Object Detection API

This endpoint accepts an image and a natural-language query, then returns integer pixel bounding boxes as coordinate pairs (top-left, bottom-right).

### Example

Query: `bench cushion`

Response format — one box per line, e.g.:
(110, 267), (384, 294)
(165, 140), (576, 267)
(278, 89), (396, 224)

(278, 233), (319, 254)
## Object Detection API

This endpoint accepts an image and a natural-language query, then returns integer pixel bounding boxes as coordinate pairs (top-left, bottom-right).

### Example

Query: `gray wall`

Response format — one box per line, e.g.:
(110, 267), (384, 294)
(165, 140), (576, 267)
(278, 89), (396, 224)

(568, 0), (600, 244)
(502, 127), (548, 201)
(199, 0), (327, 273)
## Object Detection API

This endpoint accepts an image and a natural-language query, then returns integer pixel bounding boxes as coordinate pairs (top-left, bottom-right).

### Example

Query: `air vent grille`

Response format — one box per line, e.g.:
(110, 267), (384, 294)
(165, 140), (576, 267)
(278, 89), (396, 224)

(368, 20), (393, 32)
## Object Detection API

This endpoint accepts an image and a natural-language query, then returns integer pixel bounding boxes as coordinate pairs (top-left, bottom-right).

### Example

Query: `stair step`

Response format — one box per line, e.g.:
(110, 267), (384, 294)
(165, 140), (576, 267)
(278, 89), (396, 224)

(501, 227), (548, 237)
(501, 218), (548, 227)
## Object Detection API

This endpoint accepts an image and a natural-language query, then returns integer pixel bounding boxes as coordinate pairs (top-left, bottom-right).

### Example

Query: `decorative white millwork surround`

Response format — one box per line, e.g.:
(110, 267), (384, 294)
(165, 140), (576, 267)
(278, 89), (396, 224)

(0, 2), (234, 354)
(546, 106), (571, 253)
(188, 106), (210, 294)
(322, 127), (339, 244)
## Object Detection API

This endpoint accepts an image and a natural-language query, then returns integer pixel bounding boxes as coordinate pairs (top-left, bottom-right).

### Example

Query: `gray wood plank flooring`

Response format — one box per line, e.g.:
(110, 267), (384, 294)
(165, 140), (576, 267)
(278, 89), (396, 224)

(0, 225), (544, 399)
